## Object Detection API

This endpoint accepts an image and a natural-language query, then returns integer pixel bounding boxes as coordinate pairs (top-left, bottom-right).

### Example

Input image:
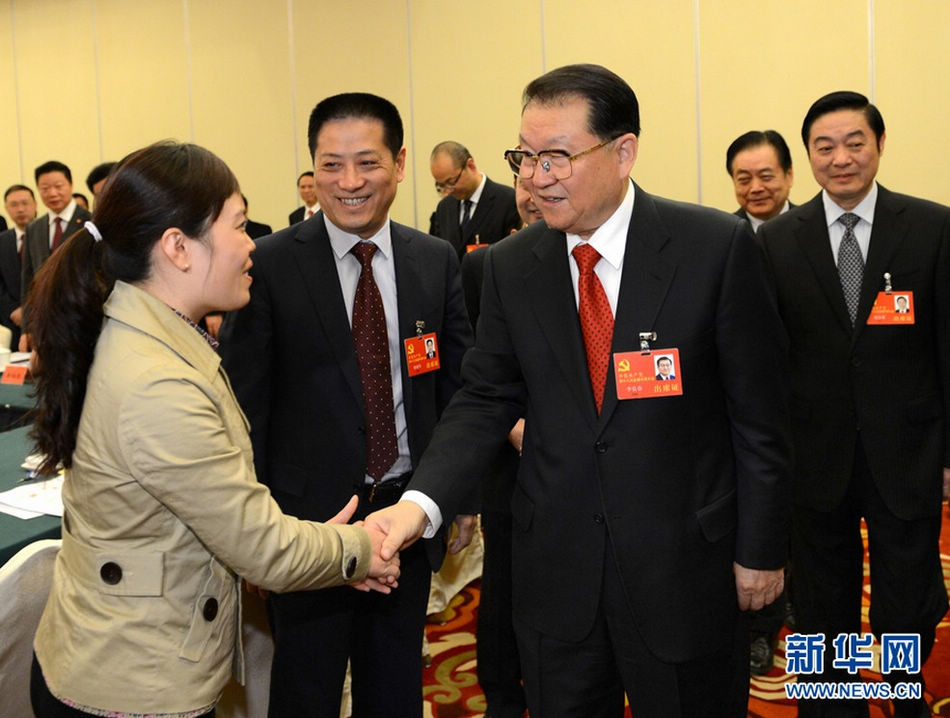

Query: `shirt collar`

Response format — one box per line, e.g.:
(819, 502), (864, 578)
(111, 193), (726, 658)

(468, 173), (487, 205)
(49, 199), (77, 224)
(325, 214), (393, 260)
(566, 179), (635, 271)
(822, 182), (878, 228)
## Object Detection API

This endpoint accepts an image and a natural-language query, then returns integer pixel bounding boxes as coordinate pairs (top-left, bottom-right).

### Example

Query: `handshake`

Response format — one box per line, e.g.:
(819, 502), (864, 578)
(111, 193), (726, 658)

(345, 497), (475, 594)
(330, 496), (427, 594)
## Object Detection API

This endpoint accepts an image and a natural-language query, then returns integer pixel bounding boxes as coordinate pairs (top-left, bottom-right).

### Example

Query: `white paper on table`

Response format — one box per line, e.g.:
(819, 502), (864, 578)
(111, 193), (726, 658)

(0, 475), (64, 517)
(0, 503), (44, 519)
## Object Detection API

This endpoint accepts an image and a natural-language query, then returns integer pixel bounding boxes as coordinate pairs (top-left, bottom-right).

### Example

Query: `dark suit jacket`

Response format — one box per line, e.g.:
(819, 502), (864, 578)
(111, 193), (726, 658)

(429, 176), (521, 259)
(220, 212), (472, 569)
(757, 187), (950, 520)
(0, 228), (21, 348)
(289, 206), (319, 226)
(21, 206), (92, 305)
(245, 219), (272, 239)
(409, 184), (792, 661)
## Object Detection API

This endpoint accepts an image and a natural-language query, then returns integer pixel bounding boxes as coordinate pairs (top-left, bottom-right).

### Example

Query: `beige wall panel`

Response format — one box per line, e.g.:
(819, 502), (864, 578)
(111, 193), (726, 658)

(699, 0), (869, 213)
(543, 0), (698, 202)
(188, 0), (296, 231)
(0, 1), (24, 214)
(94, 0), (190, 169)
(409, 0), (543, 228)
(11, 0), (100, 204)
(292, 1), (416, 228)
(874, 0), (950, 205)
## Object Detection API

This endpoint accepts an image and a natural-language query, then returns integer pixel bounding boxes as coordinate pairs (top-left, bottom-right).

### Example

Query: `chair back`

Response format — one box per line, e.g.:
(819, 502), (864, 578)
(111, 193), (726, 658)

(0, 539), (61, 718)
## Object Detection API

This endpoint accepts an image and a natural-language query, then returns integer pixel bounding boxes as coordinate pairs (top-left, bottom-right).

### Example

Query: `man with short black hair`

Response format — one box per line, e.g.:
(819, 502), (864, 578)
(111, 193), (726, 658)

(222, 92), (472, 717)
(367, 64), (792, 717)
(727, 130), (794, 232)
(428, 141), (520, 258)
(758, 90), (950, 718)
(19, 161), (91, 350)
(85, 161), (116, 204)
(288, 170), (319, 225)
(0, 184), (37, 348)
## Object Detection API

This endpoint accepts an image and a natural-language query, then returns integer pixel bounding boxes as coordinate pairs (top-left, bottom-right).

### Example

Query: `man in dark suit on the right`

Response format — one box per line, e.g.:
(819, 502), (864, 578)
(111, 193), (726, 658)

(758, 91), (950, 718)
(428, 141), (521, 258)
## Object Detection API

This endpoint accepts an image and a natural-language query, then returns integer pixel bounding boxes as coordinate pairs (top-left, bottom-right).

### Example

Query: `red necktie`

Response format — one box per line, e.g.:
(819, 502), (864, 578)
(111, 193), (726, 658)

(573, 243), (614, 413)
(350, 242), (398, 480)
(51, 217), (64, 252)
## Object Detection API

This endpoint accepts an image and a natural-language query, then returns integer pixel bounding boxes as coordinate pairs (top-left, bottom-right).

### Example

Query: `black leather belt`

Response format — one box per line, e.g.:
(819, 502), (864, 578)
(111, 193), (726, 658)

(361, 471), (413, 505)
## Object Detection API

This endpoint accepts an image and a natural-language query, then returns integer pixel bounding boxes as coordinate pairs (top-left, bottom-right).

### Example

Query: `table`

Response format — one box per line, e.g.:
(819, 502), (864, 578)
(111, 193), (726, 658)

(0, 426), (60, 565)
(0, 379), (34, 431)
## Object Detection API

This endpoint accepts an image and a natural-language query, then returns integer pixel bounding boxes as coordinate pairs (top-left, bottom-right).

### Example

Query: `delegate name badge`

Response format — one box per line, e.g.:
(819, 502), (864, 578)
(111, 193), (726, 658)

(867, 291), (915, 325)
(404, 331), (440, 377)
(613, 348), (683, 400)
(867, 272), (915, 325)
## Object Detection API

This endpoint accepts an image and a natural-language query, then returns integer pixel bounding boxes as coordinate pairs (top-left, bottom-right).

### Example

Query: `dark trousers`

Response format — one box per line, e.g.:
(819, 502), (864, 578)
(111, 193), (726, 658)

(266, 492), (432, 718)
(513, 539), (748, 717)
(793, 438), (948, 718)
(477, 507), (526, 717)
(31, 655), (215, 718)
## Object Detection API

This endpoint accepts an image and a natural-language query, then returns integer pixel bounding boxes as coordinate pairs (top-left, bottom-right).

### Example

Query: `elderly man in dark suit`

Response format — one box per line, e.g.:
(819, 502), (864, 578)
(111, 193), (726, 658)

(367, 64), (792, 717)
(727, 129), (795, 233)
(19, 161), (91, 350)
(220, 92), (472, 718)
(726, 128), (798, 675)
(428, 141), (521, 258)
(757, 91), (949, 718)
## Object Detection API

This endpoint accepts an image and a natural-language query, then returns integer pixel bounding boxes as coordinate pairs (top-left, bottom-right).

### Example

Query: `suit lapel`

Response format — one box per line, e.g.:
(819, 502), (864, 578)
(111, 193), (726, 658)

(523, 227), (599, 433)
(64, 208), (87, 242)
(292, 214), (365, 410)
(793, 195), (853, 334)
(465, 180), (495, 245)
(853, 186), (907, 343)
(598, 187), (676, 428)
(392, 223), (419, 417)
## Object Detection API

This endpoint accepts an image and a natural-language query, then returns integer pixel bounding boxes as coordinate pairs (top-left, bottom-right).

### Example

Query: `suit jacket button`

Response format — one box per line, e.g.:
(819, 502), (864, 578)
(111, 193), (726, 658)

(203, 597), (219, 621)
(100, 562), (122, 585)
(593, 514), (605, 524)
(594, 441), (608, 453)
(344, 556), (357, 580)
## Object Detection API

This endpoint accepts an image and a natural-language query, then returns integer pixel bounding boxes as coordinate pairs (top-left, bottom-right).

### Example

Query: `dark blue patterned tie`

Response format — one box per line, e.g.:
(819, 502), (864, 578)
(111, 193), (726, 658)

(837, 212), (864, 325)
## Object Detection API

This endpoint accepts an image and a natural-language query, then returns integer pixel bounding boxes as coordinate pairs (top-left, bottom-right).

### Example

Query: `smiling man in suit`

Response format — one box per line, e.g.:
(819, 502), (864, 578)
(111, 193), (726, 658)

(727, 129), (795, 233)
(428, 141), (521, 258)
(19, 161), (91, 350)
(220, 92), (472, 718)
(757, 91), (949, 718)
(366, 64), (792, 717)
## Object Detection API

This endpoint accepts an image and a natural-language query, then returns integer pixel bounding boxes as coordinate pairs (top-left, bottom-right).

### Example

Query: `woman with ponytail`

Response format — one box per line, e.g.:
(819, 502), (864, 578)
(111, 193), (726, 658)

(27, 141), (398, 718)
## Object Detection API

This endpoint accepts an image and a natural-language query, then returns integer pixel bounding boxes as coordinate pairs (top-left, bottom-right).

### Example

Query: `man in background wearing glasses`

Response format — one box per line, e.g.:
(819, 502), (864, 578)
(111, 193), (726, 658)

(428, 141), (521, 259)
(367, 64), (792, 716)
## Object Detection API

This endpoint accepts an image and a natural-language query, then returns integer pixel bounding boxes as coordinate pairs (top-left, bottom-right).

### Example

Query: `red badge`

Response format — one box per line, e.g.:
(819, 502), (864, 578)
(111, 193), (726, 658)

(613, 349), (683, 400)
(405, 332), (440, 376)
(867, 291), (915, 325)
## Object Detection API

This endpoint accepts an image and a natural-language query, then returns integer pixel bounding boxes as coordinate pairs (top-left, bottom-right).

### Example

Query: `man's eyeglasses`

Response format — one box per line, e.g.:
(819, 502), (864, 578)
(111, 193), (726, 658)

(434, 167), (464, 193)
(503, 138), (617, 180)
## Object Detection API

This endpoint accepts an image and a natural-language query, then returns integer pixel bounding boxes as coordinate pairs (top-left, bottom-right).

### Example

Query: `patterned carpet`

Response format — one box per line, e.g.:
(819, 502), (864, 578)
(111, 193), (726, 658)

(422, 507), (950, 717)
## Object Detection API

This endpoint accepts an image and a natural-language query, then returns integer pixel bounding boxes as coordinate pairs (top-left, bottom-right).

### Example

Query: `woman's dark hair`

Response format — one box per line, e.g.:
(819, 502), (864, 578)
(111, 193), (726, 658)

(28, 141), (239, 474)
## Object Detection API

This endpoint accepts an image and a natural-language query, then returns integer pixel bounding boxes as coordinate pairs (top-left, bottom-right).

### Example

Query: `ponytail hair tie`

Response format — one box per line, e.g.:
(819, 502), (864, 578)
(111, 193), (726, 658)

(84, 221), (103, 242)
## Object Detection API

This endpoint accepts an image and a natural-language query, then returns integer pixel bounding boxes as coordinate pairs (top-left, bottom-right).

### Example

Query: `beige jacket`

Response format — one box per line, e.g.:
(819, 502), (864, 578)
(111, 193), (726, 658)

(34, 281), (371, 715)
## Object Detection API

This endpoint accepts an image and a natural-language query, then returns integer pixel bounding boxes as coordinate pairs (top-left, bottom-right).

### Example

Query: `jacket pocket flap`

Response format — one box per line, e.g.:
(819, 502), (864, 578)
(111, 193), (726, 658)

(695, 489), (737, 543)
